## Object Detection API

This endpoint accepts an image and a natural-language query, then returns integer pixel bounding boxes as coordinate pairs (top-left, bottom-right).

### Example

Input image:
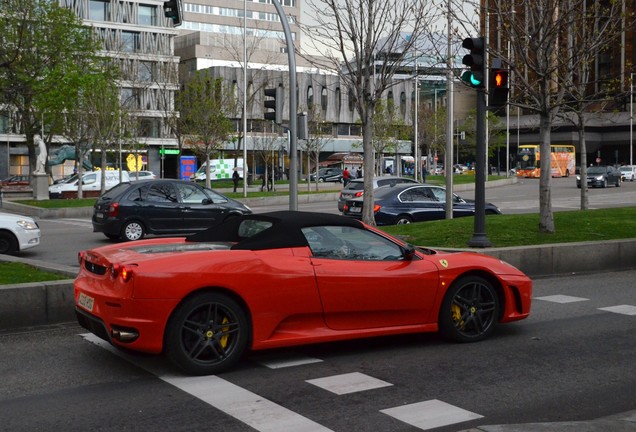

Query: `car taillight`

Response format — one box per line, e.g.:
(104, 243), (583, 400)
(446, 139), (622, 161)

(373, 204), (381, 212)
(111, 263), (134, 283)
(108, 202), (120, 217)
(354, 191), (364, 197)
(343, 204), (349, 211)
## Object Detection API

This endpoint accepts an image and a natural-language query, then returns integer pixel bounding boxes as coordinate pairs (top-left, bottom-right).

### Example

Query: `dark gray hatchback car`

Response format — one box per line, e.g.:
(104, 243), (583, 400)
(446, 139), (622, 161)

(92, 179), (252, 241)
(337, 176), (420, 212)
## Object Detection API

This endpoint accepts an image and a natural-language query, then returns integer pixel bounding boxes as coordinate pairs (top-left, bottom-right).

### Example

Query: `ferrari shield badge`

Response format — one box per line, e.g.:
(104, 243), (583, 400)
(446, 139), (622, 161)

(439, 259), (449, 268)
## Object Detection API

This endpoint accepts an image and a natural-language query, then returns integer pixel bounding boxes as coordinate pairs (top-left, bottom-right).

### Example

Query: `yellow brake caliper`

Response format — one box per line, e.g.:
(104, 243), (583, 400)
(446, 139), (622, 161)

(451, 304), (465, 329)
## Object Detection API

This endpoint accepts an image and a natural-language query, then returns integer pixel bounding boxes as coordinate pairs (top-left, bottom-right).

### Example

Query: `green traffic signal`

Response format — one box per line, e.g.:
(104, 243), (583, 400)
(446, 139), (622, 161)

(461, 71), (483, 87)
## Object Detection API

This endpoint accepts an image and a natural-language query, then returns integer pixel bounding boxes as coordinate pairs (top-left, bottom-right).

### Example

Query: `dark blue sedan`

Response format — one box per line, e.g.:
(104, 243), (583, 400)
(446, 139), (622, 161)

(342, 184), (502, 225)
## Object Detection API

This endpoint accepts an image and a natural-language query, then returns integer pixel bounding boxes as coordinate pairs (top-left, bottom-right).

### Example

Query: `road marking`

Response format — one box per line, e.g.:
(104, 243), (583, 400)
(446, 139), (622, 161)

(535, 295), (589, 303)
(254, 352), (323, 369)
(380, 399), (483, 430)
(81, 334), (486, 431)
(81, 333), (333, 432)
(306, 372), (392, 395)
(598, 305), (636, 315)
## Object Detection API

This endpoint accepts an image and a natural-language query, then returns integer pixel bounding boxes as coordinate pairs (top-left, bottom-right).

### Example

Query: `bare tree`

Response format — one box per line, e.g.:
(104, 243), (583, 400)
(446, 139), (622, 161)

(303, 0), (438, 224)
(299, 104), (333, 190)
(486, 0), (625, 232)
(178, 72), (234, 188)
(554, 1), (624, 210)
(252, 132), (286, 191)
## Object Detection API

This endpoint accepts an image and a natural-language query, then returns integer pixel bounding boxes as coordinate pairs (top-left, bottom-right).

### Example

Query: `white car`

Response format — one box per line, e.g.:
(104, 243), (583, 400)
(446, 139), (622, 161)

(619, 165), (635, 182)
(129, 171), (157, 181)
(0, 212), (41, 255)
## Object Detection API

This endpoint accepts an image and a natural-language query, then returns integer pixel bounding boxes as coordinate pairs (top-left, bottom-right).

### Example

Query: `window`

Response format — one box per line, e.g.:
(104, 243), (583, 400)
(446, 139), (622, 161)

(302, 226), (405, 261)
(335, 87), (341, 118)
(399, 187), (435, 202)
(138, 61), (154, 81)
(400, 91), (406, 115)
(175, 183), (209, 204)
(121, 31), (140, 53)
(140, 118), (160, 138)
(307, 86), (314, 109)
(89, 0), (109, 21)
(142, 183), (178, 203)
(138, 4), (157, 26)
(321, 87), (328, 112)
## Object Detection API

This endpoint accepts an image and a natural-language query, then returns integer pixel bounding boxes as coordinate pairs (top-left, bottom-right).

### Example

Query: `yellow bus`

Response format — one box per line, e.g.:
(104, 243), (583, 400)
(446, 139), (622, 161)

(515, 144), (576, 178)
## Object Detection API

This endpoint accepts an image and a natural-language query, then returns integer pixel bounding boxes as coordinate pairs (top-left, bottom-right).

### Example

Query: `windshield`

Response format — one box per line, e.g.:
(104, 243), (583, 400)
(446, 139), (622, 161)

(516, 148), (537, 169)
(587, 167), (606, 175)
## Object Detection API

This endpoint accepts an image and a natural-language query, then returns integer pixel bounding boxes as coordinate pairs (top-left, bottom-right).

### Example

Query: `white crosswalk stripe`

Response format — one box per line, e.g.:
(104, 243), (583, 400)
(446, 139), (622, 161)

(80, 333), (485, 431)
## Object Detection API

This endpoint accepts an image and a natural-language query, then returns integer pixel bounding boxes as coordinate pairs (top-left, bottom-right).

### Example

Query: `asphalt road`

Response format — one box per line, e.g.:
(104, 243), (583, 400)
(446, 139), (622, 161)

(1, 270), (634, 431)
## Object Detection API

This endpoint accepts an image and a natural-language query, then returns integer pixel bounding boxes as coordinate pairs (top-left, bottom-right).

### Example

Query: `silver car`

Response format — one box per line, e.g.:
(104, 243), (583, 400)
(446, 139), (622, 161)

(337, 176), (420, 212)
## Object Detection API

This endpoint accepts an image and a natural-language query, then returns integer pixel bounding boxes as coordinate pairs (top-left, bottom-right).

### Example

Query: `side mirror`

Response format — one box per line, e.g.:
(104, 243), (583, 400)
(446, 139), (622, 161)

(402, 244), (416, 260)
(202, 198), (212, 205)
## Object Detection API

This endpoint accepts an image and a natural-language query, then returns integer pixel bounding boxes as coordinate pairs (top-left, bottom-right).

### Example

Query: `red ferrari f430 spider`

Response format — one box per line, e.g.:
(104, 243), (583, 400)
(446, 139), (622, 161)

(75, 211), (532, 375)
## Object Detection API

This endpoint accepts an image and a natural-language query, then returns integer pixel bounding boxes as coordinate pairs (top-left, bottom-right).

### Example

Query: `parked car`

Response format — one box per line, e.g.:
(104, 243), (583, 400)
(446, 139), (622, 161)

(129, 171), (157, 181)
(309, 167), (343, 182)
(0, 175), (30, 187)
(75, 211), (532, 375)
(92, 179), (252, 241)
(0, 212), (41, 255)
(49, 170), (130, 198)
(576, 165), (622, 188)
(337, 176), (420, 212)
(343, 184), (502, 225)
(619, 165), (636, 182)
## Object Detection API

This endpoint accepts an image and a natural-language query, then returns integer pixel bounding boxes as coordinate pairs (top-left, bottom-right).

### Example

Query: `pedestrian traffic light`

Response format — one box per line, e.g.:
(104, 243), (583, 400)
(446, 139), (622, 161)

(264, 85), (284, 125)
(489, 58), (509, 108)
(461, 37), (485, 88)
(163, 0), (182, 26)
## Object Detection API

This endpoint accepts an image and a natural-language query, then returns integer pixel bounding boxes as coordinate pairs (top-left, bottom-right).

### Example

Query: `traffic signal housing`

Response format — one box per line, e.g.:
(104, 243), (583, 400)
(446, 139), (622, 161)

(461, 37), (485, 88)
(164, 0), (182, 26)
(489, 58), (509, 109)
(264, 85), (284, 125)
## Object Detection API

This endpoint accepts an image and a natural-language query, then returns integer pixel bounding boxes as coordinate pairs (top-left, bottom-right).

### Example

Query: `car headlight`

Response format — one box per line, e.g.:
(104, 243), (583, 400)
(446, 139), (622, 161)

(595, 175), (603, 180)
(17, 220), (38, 230)
(576, 175), (580, 180)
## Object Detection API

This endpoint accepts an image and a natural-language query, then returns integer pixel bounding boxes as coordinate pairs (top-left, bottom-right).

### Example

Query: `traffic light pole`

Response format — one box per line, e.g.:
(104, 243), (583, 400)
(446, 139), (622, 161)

(270, 0), (298, 210)
(468, 88), (492, 247)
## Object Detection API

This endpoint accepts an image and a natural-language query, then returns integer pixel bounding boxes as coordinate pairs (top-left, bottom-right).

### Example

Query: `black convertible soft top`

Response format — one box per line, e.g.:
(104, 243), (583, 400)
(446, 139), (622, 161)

(186, 211), (365, 250)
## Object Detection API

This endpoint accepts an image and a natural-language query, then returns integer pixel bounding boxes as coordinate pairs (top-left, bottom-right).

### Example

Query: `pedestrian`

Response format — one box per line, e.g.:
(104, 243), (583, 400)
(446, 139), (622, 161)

(356, 168), (362, 179)
(342, 167), (351, 185)
(232, 168), (240, 192)
(422, 166), (427, 183)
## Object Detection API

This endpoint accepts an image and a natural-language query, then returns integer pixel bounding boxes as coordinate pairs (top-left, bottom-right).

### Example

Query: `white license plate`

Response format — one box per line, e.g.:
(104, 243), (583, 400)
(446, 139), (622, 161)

(78, 292), (95, 312)
(95, 212), (104, 219)
(349, 207), (361, 213)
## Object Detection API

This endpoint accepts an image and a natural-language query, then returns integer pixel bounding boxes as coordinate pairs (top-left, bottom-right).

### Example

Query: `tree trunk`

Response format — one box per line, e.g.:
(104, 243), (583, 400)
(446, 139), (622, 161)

(362, 111), (376, 226)
(538, 114), (554, 233)
(578, 125), (588, 210)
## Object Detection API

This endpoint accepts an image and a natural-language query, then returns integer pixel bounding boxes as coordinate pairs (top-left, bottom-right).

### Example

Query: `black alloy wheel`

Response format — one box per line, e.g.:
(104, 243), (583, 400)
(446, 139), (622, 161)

(164, 292), (249, 375)
(439, 275), (499, 343)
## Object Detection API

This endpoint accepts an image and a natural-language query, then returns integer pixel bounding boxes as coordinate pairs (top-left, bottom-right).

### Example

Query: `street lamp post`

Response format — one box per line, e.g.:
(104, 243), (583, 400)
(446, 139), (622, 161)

(630, 73), (634, 166)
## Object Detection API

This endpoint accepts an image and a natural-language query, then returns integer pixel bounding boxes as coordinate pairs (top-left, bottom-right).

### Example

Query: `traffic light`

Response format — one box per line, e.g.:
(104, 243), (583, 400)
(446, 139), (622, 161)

(164, 0), (182, 26)
(489, 58), (509, 108)
(461, 37), (485, 88)
(264, 85), (284, 125)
